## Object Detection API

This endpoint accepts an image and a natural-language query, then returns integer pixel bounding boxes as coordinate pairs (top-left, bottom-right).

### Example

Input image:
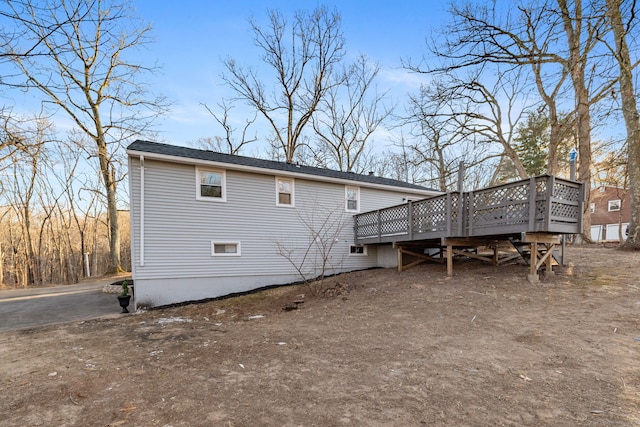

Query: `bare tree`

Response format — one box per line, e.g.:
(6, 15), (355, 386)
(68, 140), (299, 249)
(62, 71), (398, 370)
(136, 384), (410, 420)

(409, 0), (617, 240)
(604, 0), (640, 250)
(311, 55), (392, 172)
(3, 116), (57, 285)
(221, 6), (346, 163)
(0, 112), (32, 175)
(1, 0), (167, 273)
(375, 137), (418, 184)
(275, 203), (348, 295)
(50, 137), (101, 279)
(0, 207), (9, 286)
(197, 100), (258, 155)
(438, 70), (532, 180)
(8, 140), (41, 285)
(557, 0), (598, 239)
(402, 78), (502, 191)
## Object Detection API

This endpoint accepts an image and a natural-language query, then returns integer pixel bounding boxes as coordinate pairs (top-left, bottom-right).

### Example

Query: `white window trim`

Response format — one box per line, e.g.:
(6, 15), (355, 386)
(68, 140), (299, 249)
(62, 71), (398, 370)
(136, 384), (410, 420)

(196, 167), (226, 202)
(608, 199), (621, 212)
(275, 176), (295, 207)
(211, 241), (241, 257)
(349, 244), (368, 256)
(345, 185), (360, 213)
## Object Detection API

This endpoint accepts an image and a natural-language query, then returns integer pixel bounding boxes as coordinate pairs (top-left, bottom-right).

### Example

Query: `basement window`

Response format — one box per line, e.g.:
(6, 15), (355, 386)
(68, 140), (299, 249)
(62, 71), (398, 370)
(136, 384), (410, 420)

(211, 241), (241, 256)
(349, 244), (367, 256)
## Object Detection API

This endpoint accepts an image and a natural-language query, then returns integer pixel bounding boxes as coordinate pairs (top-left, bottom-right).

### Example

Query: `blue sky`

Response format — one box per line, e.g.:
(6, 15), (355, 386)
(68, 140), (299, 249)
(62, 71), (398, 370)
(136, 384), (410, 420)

(132, 1), (449, 147)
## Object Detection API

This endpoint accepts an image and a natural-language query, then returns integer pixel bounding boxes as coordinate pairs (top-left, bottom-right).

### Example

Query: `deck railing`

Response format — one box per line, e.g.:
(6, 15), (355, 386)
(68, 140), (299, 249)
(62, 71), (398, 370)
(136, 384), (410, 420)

(354, 175), (584, 244)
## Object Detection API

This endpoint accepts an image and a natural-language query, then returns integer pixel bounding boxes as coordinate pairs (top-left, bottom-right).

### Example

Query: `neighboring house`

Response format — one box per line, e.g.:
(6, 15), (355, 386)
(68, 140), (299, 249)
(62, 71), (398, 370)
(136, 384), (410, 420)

(127, 140), (439, 307)
(589, 185), (630, 242)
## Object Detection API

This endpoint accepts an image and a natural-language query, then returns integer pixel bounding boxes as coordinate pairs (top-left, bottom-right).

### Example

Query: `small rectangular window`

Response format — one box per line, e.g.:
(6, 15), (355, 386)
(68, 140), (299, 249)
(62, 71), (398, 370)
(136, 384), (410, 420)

(276, 177), (294, 206)
(345, 186), (359, 212)
(608, 200), (621, 212)
(589, 203), (595, 213)
(349, 244), (367, 256)
(197, 168), (226, 201)
(211, 241), (241, 256)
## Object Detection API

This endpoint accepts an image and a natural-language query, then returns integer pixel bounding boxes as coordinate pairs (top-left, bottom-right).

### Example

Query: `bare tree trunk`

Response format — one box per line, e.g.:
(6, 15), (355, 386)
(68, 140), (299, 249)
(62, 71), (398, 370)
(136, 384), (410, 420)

(2, 0), (167, 275)
(531, 61), (570, 176)
(558, 0), (593, 242)
(222, 6), (346, 163)
(606, 0), (640, 249)
(92, 215), (99, 277)
(0, 236), (4, 287)
(97, 135), (122, 273)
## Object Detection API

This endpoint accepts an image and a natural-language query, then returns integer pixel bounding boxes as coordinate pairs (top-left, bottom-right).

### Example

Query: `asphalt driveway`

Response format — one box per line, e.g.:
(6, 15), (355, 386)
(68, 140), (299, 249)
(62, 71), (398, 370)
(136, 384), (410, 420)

(0, 278), (131, 333)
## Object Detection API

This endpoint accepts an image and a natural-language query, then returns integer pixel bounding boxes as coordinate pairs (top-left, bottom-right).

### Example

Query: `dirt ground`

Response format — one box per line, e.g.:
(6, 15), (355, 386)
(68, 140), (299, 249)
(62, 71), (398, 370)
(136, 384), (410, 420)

(1, 246), (639, 426)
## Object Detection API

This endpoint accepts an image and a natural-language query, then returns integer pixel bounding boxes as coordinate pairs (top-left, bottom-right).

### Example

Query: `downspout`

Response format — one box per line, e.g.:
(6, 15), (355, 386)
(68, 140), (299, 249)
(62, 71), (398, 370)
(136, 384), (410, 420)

(140, 155), (145, 267)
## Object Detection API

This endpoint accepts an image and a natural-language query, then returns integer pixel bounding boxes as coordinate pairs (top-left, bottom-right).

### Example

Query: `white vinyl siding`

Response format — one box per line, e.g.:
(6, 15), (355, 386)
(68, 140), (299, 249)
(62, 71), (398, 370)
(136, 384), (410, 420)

(128, 156), (438, 305)
(128, 156), (141, 275)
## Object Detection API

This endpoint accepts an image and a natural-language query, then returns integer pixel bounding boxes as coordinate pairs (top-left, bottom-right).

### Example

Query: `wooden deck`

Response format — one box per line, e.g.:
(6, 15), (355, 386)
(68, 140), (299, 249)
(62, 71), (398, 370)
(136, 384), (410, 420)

(354, 175), (585, 280)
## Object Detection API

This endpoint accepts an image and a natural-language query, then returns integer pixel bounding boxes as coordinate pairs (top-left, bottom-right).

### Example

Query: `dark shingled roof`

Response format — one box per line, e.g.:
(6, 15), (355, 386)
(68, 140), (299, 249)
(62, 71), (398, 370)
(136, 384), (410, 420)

(127, 140), (436, 192)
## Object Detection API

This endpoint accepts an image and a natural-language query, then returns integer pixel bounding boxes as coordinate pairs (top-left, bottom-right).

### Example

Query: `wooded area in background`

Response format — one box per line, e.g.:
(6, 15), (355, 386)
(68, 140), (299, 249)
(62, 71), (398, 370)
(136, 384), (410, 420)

(0, 0), (638, 288)
(0, 209), (130, 288)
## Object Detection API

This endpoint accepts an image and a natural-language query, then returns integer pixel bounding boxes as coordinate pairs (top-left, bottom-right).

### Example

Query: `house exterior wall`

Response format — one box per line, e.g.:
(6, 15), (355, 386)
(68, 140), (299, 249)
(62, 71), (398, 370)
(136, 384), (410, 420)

(589, 186), (630, 242)
(129, 156), (436, 307)
(376, 244), (399, 268)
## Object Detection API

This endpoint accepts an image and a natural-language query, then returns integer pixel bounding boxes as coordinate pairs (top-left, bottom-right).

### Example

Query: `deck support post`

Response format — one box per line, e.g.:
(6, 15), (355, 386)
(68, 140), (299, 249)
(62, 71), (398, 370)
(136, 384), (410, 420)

(446, 245), (453, 276)
(544, 244), (555, 277)
(396, 244), (444, 272)
(528, 241), (539, 282)
(525, 233), (561, 282)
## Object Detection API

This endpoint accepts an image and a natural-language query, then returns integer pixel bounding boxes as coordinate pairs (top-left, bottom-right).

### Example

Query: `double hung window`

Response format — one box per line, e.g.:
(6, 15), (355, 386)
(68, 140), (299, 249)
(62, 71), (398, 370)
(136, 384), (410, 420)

(276, 177), (294, 206)
(197, 168), (226, 201)
(345, 186), (360, 212)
